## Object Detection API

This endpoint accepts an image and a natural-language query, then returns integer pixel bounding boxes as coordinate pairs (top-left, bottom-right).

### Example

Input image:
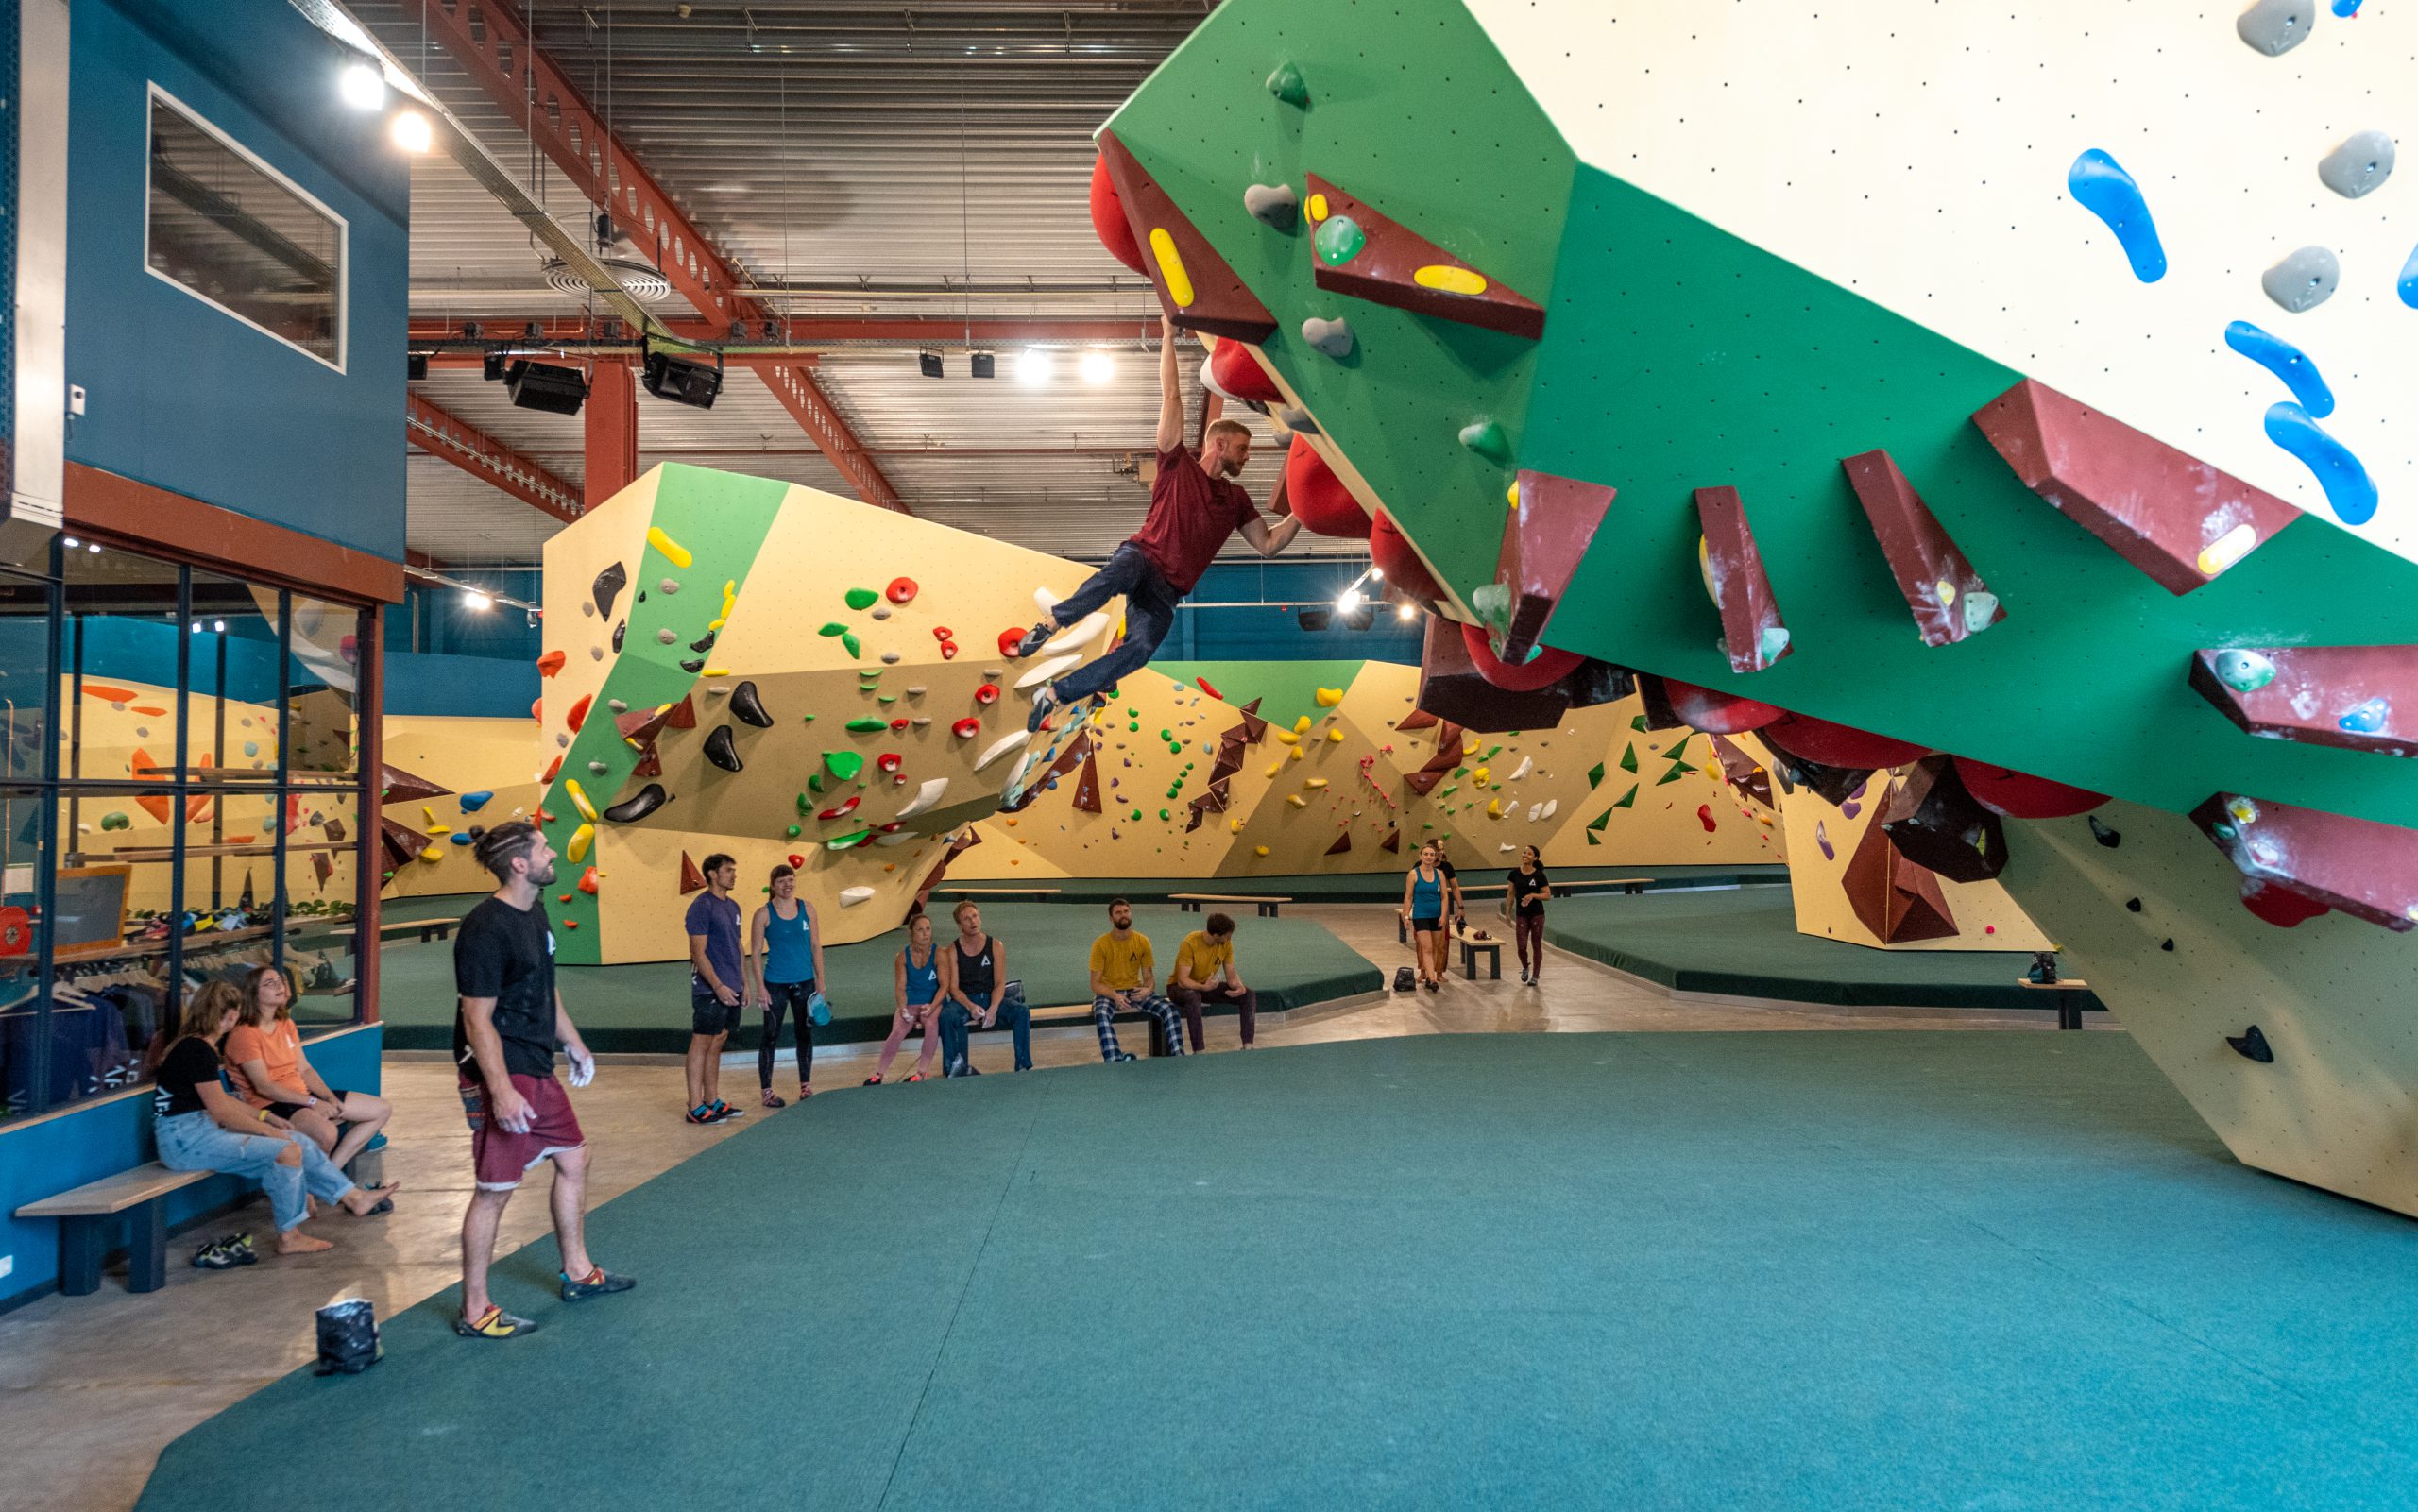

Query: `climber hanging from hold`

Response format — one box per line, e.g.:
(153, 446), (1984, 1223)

(1016, 314), (1301, 733)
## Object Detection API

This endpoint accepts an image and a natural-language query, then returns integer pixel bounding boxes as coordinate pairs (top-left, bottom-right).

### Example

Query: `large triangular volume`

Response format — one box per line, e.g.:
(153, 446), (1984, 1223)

(380, 763), (454, 803)
(1303, 174), (1544, 339)
(1839, 450), (2005, 648)
(1097, 130), (1276, 342)
(1692, 486), (1794, 673)
(1485, 471), (1616, 666)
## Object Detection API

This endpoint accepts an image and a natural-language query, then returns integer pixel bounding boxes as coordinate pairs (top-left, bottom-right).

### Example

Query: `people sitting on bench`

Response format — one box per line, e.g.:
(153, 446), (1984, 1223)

(225, 964), (391, 1173)
(938, 901), (1032, 1077)
(1089, 898), (1183, 1062)
(866, 911), (945, 1085)
(152, 981), (397, 1257)
(1172, 912), (1257, 1052)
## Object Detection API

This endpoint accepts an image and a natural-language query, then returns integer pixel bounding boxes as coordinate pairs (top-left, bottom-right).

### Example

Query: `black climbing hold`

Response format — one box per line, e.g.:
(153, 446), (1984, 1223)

(604, 782), (671, 823)
(2089, 816), (2122, 848)
(730, 679), (774, 728)
(2125, 897), (2142, 912)
(611, 620), (626, 653)
(637, 590), (648, 603)
(2160, 938), (2175, 952)
(703, 726), (743, 773)
(680, 657), (706, 673)
(592, 562), (628, 619)
(2226, 1025), (2274, 1063)
(690, 630), (717, 653)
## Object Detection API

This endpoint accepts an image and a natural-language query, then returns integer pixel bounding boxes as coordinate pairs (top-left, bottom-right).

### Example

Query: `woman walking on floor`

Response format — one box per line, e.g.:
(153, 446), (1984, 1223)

(1400, 841), (1451, 992)
(747, 863), (827, 1107)
(1508, 844), (1553, 986)
(867, 911), (945, 1084)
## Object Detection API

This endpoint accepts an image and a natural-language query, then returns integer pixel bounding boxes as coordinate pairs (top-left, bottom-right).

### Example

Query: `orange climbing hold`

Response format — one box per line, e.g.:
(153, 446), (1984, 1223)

(536, 650), (567, 677)
(577, 866), (599, 894)
(565, 694), (593, 733)
(541, 756), (562, 782)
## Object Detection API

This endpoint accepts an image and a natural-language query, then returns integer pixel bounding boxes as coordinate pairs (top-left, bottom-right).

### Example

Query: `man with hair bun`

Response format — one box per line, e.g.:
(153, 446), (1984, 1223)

(1018, 314), (1302, 731)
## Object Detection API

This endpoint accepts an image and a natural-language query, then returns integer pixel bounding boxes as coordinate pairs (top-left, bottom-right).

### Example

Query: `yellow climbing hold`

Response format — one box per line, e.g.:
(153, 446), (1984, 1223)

(422, 806), (437, 824)
(1277, 730), (1300, 745)
(425, 824), (451, 838)
(1934, 579), (1958, 608)
(1472, 766), (1490, 785)
(1305, 777), (1330, 789)
(1414, 264), (1488, 296)
(1306, 192), (1328, 222)
(646, 526), (693, 569)
(1266, 760), (1285, 777)
(1486, 798), (1504, 818)
(564, 779), (600, 823)
(1326, 728), (1345, 743)
(1294, 715), (1313, 733)
(707, 618), (727, 633)
(418, 844), (444, 863)
(565, 823), (595, 863)
(702, 668), (730, 677)
(1508, 480), (1521, 507)
(1148, 228), (1195, 307)
(1230, 819), (1247, 834)
(2199, 522), (2258, 578)
(1254, 845), (1270, 858)
(1289, 746), (1303, 762)
(1315, 687), (1343, 707)
(1286, 794), (1307, 807)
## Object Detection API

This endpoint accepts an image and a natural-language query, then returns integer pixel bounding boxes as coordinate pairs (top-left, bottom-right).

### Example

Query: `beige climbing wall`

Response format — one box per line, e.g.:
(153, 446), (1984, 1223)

(1766, 746), (2052, 952)
(379, 715), (547, 901)
(1999, 800), (2418, 1217)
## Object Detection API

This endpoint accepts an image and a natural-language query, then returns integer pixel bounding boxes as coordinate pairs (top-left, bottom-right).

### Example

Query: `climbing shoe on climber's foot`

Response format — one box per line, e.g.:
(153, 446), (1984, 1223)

(1025, 684), (1062, 733)
(1013, 620), (1056, 659)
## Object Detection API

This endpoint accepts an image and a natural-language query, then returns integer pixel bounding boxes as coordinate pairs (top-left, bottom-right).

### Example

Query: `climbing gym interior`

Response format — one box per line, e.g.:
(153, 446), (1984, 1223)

(4, 2), (2416, 1508)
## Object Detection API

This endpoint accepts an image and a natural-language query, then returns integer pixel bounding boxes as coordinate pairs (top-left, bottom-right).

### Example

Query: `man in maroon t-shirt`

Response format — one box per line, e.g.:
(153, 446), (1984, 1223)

(1021, 314), (1302, 730)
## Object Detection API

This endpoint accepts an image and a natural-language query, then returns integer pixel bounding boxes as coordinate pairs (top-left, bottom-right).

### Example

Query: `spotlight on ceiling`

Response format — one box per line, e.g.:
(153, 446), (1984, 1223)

(641, 340), (723, 410)
(505, 359), (589, 416)
(1296, 604), (1334, 633)
(1078, 350), (1115, 385)
(338, 58), (385, 111)
(1337, 587), (1365, 615)
(1396, 602), (1419, 621)
(969, 350), (996, 380)
(917, 350), (944, 379)
(1014, 348), (1054, 386)
(463, 590), (493, 612)
(388, 109), (433, 153)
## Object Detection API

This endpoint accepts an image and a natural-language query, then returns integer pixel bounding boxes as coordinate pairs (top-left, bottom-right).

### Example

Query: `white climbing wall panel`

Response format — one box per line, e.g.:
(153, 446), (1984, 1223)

(1465, 0), (2418, 564)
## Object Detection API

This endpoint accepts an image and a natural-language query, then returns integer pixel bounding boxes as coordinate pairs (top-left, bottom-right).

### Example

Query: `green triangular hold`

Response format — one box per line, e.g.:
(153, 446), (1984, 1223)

(843, 587), (878, 610)
(1265, 60), (1307, 106)
(1612, 784), (1638, 809)
(842, 719), (884, 735)
(1586, 808), (1611, 833)
(1631, 715), (1648, 731)
(1662, 739), (1693, 760)
(807, 775), (825, 795)
(842, 633), (860, 658)
(1655, 764), (1689, 786)
(818, 622), (848, 637)
(1619, 745), (1638, 773)
(1587, 762), (1605, 790)
(1585, 830), (1601, 846)
(1458, 417), (1511, 465)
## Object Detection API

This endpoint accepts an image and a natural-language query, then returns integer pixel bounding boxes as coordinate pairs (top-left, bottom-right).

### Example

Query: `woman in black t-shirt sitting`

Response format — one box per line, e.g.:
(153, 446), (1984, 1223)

(1507, 845), (1553, 987)
(152, 982), (397, 1256)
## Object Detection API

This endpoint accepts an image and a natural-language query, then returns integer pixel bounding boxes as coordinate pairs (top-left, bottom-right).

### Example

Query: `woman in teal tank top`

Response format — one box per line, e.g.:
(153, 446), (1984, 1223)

(747, 864), (827, 1107)
(1400, 841), (1450, 993)
(868, 912), (944, 1084)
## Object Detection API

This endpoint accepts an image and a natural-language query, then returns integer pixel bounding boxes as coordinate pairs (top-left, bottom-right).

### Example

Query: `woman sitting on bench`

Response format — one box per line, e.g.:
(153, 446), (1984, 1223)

(152, 982), (397, 1257)
(225, 965), (392, 1173)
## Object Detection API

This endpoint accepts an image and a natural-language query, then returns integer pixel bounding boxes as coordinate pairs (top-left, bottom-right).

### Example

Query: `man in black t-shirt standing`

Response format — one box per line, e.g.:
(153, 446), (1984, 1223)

(451, 821), (633, 1340)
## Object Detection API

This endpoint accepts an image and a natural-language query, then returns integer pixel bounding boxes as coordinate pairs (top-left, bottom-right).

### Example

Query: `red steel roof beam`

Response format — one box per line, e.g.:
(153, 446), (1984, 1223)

(406, 390), (584, 524)
(408, 0), (905, 513)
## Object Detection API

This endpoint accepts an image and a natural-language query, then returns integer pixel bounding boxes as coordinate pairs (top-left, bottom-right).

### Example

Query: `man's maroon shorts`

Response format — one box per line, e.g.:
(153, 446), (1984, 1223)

(459, 1072), (584, 1190)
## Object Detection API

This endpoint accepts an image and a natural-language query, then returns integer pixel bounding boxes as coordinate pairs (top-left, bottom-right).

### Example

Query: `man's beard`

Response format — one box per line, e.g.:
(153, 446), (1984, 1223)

(1220, 454), (1246, 477)
(530, 859), (558, 887)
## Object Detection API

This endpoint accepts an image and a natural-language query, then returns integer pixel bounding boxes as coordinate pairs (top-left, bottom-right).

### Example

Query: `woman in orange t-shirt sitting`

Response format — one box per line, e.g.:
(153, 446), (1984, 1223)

(224, 965), (391, 1173)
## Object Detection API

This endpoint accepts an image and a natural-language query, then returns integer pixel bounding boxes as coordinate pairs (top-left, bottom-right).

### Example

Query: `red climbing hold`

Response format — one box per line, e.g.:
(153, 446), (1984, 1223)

(536, 807), (557, 824)
(975, 683), (1001, 705)
(541, 756), (562, 783)
(1088, 152), (1146, 276)
(932, 625), (953, 641)
(1208, 337), (1283, 405)
(2240, 877), (2332, 928)
(787, 854), (806, 869)
(940, 640), (960, 660)
(1457, 622), (1582, 693)
(887, 577), (918, 605)
(1650, 676), (1781, 735)
(1282, 435), (1373, 539)
(536, 650), (567, 678)
(565, 694), (593, 733)
(1761, 711), (1928, 772)
(997, 626), (1027, 659)
(577, 866), (599, 895)
(889, 718), (911, 733)
(818, 796), (861, 821)
(1370, 510), (1445, 604)
(1197, 676), (1224, 701)
(953, 717), (981, 739)
(1696, 805), (1718, 833)
(1950, 757), (2110, 819)
(877, 753), (904, 774)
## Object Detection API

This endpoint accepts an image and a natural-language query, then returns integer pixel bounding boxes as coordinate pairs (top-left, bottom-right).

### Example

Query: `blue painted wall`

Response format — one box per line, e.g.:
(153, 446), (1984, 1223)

(388, 651), (540, 720)
(0, 1023), (382, 1310)
(63, 0), (407, 561)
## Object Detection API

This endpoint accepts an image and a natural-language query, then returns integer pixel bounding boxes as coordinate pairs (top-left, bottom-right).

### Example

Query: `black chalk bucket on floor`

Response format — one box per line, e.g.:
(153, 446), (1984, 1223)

(314, 1298), (383, 1376)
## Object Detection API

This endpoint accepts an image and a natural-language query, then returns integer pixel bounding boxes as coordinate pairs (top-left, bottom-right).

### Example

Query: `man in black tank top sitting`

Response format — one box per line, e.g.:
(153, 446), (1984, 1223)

(937, 900), (1032, 1076)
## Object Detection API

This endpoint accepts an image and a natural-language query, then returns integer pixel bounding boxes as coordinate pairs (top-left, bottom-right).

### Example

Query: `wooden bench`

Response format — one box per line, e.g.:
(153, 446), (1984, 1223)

(17, 1164), (215, 1296)
(2017, 976), (2093, 1031)
(331, 916), (459, 943)
(937, 888), (1062, 904)
(1169, 893), (1291, 918)
(1452, 926), (1504, 981)
(1029, 1001), (1176, 1058)
(1552, 876), (1653, 897)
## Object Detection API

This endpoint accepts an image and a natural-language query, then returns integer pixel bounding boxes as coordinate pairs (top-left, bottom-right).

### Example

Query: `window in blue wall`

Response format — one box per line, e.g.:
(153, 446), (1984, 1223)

(144, 84), (346, 371)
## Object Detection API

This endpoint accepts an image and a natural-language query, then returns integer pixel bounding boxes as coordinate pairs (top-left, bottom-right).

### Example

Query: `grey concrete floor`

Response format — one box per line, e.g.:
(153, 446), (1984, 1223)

(0, 903), (2112, 1512)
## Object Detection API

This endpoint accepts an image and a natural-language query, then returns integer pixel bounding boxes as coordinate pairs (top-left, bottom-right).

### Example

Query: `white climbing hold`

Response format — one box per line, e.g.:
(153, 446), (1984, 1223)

(1041, 611), (1111, 656)
(1015, 652), (1082, 689)
(880, 650), (902, 664)
(1034, 586), (1061, 616)
(975, 729), (1033, 771)
(894, 777), (951, 819)
(1526, 803), (1544, 823)
(872, 606), (892, 620)
(905, 686), (927, 696)
(608, 699), (628, 713)
(838, 886), (877, 908)
(659, 578), (680, 593)
(1499, 842), (1517, 853)
(1507, 756), (1533, 782)
(874, 830), (919, 847)
(1539, 799), (1557, 821)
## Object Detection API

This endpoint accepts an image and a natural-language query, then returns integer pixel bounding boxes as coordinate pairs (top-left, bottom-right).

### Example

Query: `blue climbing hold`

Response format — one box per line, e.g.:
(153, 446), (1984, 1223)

(458, 790), (495, 812)
(2223, 321), (2334, 417)
(449, 831), (474, 846)
(2332, 0), (2363, 15)
(2339, 697), (2390, 734)
(2068, 149), (2167, 283)
(2399, 242), (2418, 309)
(2263, 402), (2378, 526)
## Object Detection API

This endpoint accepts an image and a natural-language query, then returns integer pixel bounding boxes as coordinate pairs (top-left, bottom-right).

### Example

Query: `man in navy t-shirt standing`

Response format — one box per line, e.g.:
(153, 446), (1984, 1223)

(683, 852), (747, 1125)
(1020, 314), (1302, 731)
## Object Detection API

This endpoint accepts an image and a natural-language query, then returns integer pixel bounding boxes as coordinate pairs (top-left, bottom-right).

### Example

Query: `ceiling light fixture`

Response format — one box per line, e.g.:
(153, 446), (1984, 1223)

(463, 590), (493, 612)
(388, 109), (432, 153)
(969, 350), (996, 380)
(917, 350), (944, 379)
(338, 58), (385, 111)
(1079, 351), (1115, 385)
(1014, 348), (1054, 386)
(1396, 602), (1419, 620)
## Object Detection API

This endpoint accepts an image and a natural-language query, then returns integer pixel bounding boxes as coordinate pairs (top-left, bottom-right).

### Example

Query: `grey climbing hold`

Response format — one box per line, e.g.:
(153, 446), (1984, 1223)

(1245, 182), (1300, 231)
(1276, 406), (1320, 435)
(587, 760), (608, 774)
(590, 646), (604, 661)
(608, 699), (628, 713)
(656, 627), (679, 644)
(581, 602), (594, 617)
(2261, 245), (2340, 313)
(2237, 0), (2316, 56)
(872, 605), (892, 620)
(659, 578), (681, 594)
(880, 650), (902, 665)
(2318, 130), (2394, 198)
(1302, 316), (1354, 358)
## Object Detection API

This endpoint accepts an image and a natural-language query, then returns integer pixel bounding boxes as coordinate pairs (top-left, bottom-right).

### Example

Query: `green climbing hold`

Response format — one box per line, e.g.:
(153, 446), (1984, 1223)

(878, 695), (898, 705)
(1631, 715), (1648, 732)
(1159, 809), (1171, 821)
(808, 775), (825, 795)
(1662, 739), (1693, 760)
(1656, 765), (1690, 786)
(1313, 214), (1365, 267)
(1585, 830), (1602, 847)
(2213, 649), (2277, 694)
(1619, 744), (1638, 773)
(802, 714), (815, 722)
(1454, 767), (1470, 779)
(826, 827), (873, 852)
(1470, 582), (1511, 632)
(1484, 744), (1503, 759)
(844, 587), (879, 611)
(1587, 762), (1606, 790)
(1586, 808), (1611, 833)
(786, 824), (802, 839)
(1265, 60), (1307, 106)
(843, 719), (885, 735)
(1458, 418), (1511, 465)
(826, 751), (868, 780)
(1131, 809), (1143, 821)
(842, 633), (860, 659)
(100, 810), (131, 831)
(818, 622), (848, 637)
(1439, 784), (1458, 799)
(1613, 784), (1638, 809)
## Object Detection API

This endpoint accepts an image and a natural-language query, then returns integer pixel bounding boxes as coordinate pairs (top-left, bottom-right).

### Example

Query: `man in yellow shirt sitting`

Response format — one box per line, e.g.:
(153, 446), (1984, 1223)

(1087, 898), (1184, 1062)
(1172, 912), (1257, 1052)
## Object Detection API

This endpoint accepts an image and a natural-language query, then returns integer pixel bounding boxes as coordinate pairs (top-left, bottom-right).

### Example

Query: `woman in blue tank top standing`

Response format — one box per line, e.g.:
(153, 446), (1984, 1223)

(747, 863), (827, 1108)
(868, 911), (945, 1084)
(1400, 840), (1450, 993)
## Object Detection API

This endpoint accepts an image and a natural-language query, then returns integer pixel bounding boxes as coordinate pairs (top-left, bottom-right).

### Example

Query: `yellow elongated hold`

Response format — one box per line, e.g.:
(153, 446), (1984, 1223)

(1254, 845), (1270, 858)
(1306, 192), (1329, 222)
(723, 579), (736, 599)
(418, 844), (444, 863)
(707, 618), (727, 633)
(1277, 730), (1300, 745)
(564, 778), (600, 823)
(1266, 760), (1286, 777)
(1326, 728), (1345, 743)
(422, 806), (436, 824)
(1148, 228), (1196, 307)
(1315, 687), (1343, 707)
(1305, 777), (1330, 789)
(702, 668), (730, 677)
(646, 526), (693, 569)
(2198, 522), (2258, 578)
(1286, 794), (1307, 807)
(1463, 739), (1480, 756)
(1289, 746), (1303, 761)
(566, 823), (595, 863)
(1413, 263), (1488, 297)
(425, 824), (451, 838)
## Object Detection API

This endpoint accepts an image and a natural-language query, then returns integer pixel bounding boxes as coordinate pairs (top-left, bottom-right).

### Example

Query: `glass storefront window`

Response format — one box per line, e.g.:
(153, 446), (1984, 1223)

(286, 594), (365, 786)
